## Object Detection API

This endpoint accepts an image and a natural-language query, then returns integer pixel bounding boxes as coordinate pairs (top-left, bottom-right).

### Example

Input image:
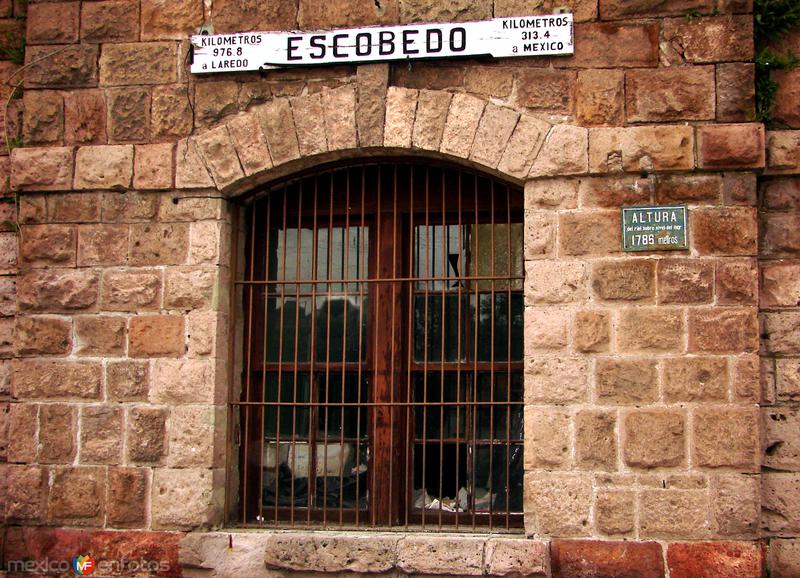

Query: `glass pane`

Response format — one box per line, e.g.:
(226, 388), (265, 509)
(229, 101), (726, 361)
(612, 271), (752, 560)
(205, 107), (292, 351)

(316, 226), (368, 293)
(413, 294), (470, 362)
(317, 373), (369, 438)
(474, 292), (523, 362)
(315, 442), (369, 509)
(414, 224), (468, 291)
(263, 373), (310, 439)
(315, 295), (368, 362)
(413, 442), (468, 512)
(475, 372), (523, 440)
(473, 444), (523, 513)
(470, 223), (523, 291)
(265, 296), (313, 363)
(413, 373), (468, 440)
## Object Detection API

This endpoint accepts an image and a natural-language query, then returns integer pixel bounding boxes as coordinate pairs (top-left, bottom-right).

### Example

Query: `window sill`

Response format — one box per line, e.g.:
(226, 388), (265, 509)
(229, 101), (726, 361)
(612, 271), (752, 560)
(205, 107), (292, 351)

(180, 530), (549, 576)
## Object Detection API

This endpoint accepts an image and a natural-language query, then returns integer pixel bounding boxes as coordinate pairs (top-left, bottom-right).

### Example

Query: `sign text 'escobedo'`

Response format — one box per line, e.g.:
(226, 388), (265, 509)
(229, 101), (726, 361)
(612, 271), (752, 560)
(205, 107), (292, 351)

(190, 15), (574, 73)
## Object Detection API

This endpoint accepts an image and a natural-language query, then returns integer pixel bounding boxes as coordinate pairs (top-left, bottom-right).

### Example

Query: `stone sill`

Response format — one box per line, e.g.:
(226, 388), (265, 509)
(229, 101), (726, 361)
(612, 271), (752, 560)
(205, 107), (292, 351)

(180, 530), (549, 576)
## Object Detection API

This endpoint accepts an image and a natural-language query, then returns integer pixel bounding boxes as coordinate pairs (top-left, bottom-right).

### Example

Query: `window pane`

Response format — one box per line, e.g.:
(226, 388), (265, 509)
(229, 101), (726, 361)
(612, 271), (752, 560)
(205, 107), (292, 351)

(263, 373), (310, 439)
(475, 372), (523, 440)
(317, 373), (369, 438)
(315, 295), (368, 362)
(473, 444), (523, 513)
(413, 294), (470, 362)
(474, 292), (523, 362)
(470, 223), (523, 291)
(413, 373), (468, 439)
(414, 224), (467, 291)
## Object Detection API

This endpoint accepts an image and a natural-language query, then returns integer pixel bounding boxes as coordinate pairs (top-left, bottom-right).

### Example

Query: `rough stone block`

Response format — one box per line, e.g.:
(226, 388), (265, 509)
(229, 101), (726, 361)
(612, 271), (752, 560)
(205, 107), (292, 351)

(152, 84), (193, 139)
(151, 468), (218, 529)
(129, 315), (184, 357)
(576, 69), (624, 126)
(761, 261), (800, 308)
(130, 223), (189, 266)
(525, 178), (578, 210)
(265, 533), (400, 573)
(524, 474), (592, 536)
(694, 407), (759, 471)
(639, 489), (709, 539)
(27, 2), (79, 44)
(711, 475), (760, 537)
(107, 87), (150, 143)
(600, 0), (707, 19)
(75, 315), (126, 356)
(589, 125), (695, 173)
(525, 357), (589, 403)
(469, 103), (518, 169)
(412, 89), (451, 152)
(592, 259), (654, 302)
(39, 404), (76, 463)
(80, 405), (123, 464)
(576, 410), (616, 471)
(764, 312), (800, 355)
(164, 266), (216, 309)
(101, 269), (162, 312)
(399, 0), (489, 23)
(195, 81), (239, 127)
(551, 540), (664, 578)
(15, 316), (71, 356)
(524, 407), (571, 469)
(196, 127), (245, 190)
(151, 358), (218, 404)
(17, 269), (99, 313)
(141, 0), (203, 40)
(617, 309), (683, 352)
(127, 405), (167, 464)
(100, 42), (178, 86)
(698, 124), (765, 169)
(11, 147), (73, 191)
(107, 467), (147, 527)
(102, 191), (159, 222)
(48, 192), (102, 223)
(529, 125), (588, 177)
(257, 98), (300, 166)
(80, 0), (139, 42)
(770, 539), (800, 577)
(226, 114), (272, 176)
(759, 177), (799, 211)
(763, 473), (800, 534)
(24, 44), (98, 88)
(497, 115), (549, 178)
(663, 357), (728, 402)
(762, 213), (800, 256)
(717, 63), (755, 122)
(107, 360), (149, 402)
(567, 22), (659, 68)
(74, 145), (134, 190)
(662, 16), (753, 63)
(7, 404), (37, 462)
(516, 69), (575, 112)
(440, 92), (484, 160)
(322, 85), (357, 151)
(384, 86), (417, 149)
(626, 66), (715, 122)
(484, 538), (548, 577)
(64, 89), (107, 145)
(560, 211), (620, 256)
(168, 405), (220, 467)
(667, 542), (764, 578)
(595, 492), (636, 536)
(596, 359), (658, 405)
(356, 63), (388, 148)
(623, 410), (686, 469)
(210, 0), (296, 33)
(524, 261), (587, 304)
(688, 308), (758, 353)
(5, 465), (47, 522)
(13, 359), (102, 400)
(77, 224), (129, 266)
(19, 224), (76, 268)
(717, 258), (758, 305)
(657, 259), (714, 304)
(48, 467), (105, 524)
(574, 310), (610, 353)
(656, 174), (723, 204)
(23, 90), (64, 145)
(767, 131), (800, 172)
(524, 210), (555, 259)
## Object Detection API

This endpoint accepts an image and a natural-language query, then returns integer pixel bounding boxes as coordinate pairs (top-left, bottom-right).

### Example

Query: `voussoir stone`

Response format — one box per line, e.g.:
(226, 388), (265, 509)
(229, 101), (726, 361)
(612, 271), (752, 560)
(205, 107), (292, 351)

(264, 533), (400, 573)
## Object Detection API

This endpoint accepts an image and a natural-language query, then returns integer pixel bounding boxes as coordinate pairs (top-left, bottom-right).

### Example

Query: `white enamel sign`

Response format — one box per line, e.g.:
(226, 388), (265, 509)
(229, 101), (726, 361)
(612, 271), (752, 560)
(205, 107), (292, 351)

(190, 15), (574, 73)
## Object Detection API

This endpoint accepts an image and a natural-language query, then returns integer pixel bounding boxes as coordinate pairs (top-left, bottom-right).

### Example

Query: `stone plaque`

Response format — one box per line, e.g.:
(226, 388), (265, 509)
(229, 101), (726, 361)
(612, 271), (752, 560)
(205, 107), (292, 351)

(621, 205), (688, 252)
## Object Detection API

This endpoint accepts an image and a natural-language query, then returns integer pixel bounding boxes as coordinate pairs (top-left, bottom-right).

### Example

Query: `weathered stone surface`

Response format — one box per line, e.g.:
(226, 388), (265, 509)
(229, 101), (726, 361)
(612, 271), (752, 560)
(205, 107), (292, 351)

(257, 98), (300, 166)
(265, 533), (400, 573)
(322, 85), (357, 151)
(64, 89), (107, 145)
(693, 407), (759, 470)
(776, 358), (800, 401)
(623, 410), (686, 468)
(762, 261), (800, 308)
(530, 125), (588, 177)
(355, 63), (388, 148)
(19, 224), (76, 268)
(717, 258), (758, 305)
(698, 124), (765, 169)
(75, 315), (126, 356)
(524, 407), (571, 469)
(576, 410), (616, 471)
(657, 259), (714, 304)
(688, 308), (758, 353)
(107, 88), (150, 143)
(711, 475), (760, 537)
(470, 103), (518, 169)
(130, 223), (189, 266)
(17, 269), (98, 313)
(127, 406), (167, 463)
(566, 22), (659, 68)
(465, 66), (513, 98)
(526, 178), (578, 209)
(27, 1), (80, 44)
(497, 115), (549, 178)
(164, 267), (216, 309)
(289, 93), (327, 158)
(662, 16), (753, 63)
(101, 269), (162, 311)
(763, 473), (800, 534)
(48, 192), (102, 223)
(524, 211), (555, 259)
(100, 42), (178, 86)
(733, 354), (760, 403)
(11, 147), (73, 191)
(151, 468), (219, 529)
(175, 138), (214, 189)
(559, 211), (619, 255)
(80, 0), (139, 42)
(576, 69), (624, 126)
(595, 492), (635, 536)
(5, 465), (47, 522)
(574, 310), (610, 353)
(764, 312), (800, 355)
(762, 213), (800, 256)
(524, 474), (592, 536)
(151, 358), (218, 404)
(626, 66), (715, 122)
(13, 360), (102, 400)
(600, 0), (707, 18)
(129, 315), (184, 357)
(152, 84), (194, 139)
(211, 0), (296, 33)
(411, 90), (450, 151)
(551, 540), (664, 578)
(525, 357), (589, 403)
(663, 357), (728, 402)
(440, 92), (484, 159)
(226, 114), (272, 176)
(107, 467), (147, 527)
(721, 172), (757, 206)
(392, 63), (464, 90)
(617, 309), (683, 353)
(7, 404), (37, 463)
(496, 0), (597, 20)
(592, 260), (654, 302)
(39, 404), (76, 463)
(656, 174), (724, 205)
(102, 191), (159, 222)
(516, 69), (575, 112)
(80, 406), (123, 464)
(141, 0), (203, 39)
(74, 145), (134, 190)
(771, 539), (800, 577)
(717, 63), (755, 122)
(48, 467), (104, 523)
(24, 44), (98, 88)
(399, 0), (490, 23)
(383, 87), (417, 149)
(23, 90), (64, 145)
(15, 316), (71, 356)
(525, 261), (587, 304)
(77, 224), (129, 266)
(168, 405), (221, 467)
(767, 131), (800, 171)
(639, 489), (709, 538)
(596, 359), (658, 405)
(589, 125), (694, 173)
(773, 68), (800, 128)
(667, 542), (764, 578)
(484, 538), (548, 577)
(195, 81), (239, 127)
(196, 127), (245, 190)
(107, 360), (149, 401)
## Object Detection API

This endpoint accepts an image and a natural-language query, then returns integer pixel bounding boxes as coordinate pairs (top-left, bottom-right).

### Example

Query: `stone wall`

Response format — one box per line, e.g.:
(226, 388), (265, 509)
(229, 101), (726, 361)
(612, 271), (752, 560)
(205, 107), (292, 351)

(0, 0), (794, 576)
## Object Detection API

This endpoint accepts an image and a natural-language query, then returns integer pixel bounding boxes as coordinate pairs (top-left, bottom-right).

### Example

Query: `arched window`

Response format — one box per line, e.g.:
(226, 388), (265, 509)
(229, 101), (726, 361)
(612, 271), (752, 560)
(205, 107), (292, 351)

(235, 160), (524, 530)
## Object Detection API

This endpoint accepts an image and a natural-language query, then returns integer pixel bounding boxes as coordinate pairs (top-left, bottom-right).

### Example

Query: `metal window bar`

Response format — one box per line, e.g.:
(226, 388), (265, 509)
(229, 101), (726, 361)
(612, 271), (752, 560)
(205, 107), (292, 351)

(235, 161), (524, 530)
